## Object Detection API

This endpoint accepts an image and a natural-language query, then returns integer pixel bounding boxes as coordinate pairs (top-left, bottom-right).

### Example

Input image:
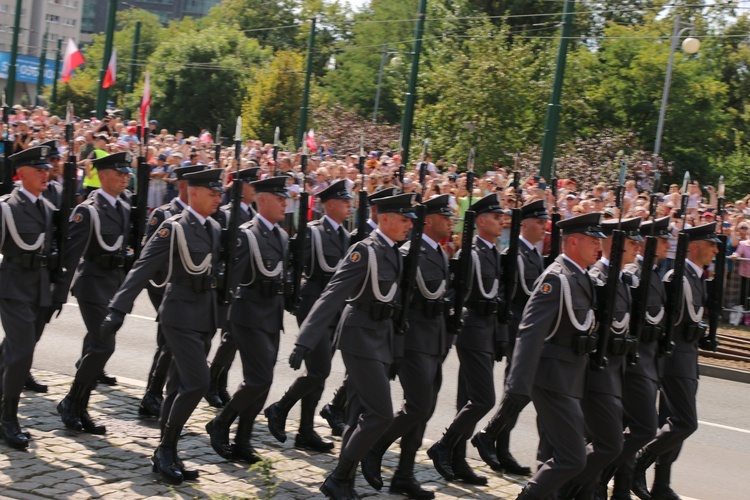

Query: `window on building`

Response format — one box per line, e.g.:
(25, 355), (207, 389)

(46, 14), (61, 23)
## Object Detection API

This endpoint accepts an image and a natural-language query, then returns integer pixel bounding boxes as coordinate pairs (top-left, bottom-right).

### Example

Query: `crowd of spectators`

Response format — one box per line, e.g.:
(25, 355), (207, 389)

(4, 105), (750, 319)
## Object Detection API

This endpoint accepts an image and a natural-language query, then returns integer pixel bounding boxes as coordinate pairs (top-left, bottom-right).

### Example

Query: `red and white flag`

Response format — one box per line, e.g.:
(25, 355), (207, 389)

(139, 71), (151, 133)
(61, 38), (85, 82)
(102, 47), (117, 88)
(306, 129), (317, 152)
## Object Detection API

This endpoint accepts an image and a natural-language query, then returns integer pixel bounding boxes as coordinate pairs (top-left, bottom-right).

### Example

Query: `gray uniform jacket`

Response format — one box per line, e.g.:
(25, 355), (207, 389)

(506, 255), (597, 399)
(211, 201), (255, 230)
(296, 231), (402, 364)
(228, 215), (288, 334)
(455, 237), (507, 354)
(109, 209), (221, 332)
(510, 240), (546, 326)
(42, 180), (63, 209)
(53, 191), (130, 305)
(624, 259), (665, 382)
(660, 262), (705, 380)
(589, 260), (632, 398)
(0, 189), (55, 306)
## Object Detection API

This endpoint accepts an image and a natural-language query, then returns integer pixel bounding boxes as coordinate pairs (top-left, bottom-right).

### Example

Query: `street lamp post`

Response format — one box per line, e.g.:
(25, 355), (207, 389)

(653, 14), (700, 165)
(373, 44), (398, 122)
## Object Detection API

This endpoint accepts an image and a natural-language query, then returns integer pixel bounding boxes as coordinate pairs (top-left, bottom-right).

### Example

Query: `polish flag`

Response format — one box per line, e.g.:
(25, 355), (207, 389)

(306, 129), (317, 152)
(139, 71), (151, 132)
(102, 47), (117, 88)
(61, 38), (85, 82)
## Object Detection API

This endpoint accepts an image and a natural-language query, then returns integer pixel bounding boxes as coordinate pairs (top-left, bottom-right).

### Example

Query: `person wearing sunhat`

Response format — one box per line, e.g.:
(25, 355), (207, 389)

(602, 216), (671, 499)
(203, 166), (262, 409)
(206, 176), (291, 466)
(360, 193), (453, 499)
(52, 151), (135, 436)
(137, 164), (208, 419)
(290, 192), (415, 498)
(560, 216), (643, 498)
(473, 199), (550, 476)
(0, 146), (56, 450)
(427, 193), (510, 486)
(90, 167), (224, 484)
(633, 222), (720, 500)
(504, 212), (606, 500)
(264, 179), (353, 453)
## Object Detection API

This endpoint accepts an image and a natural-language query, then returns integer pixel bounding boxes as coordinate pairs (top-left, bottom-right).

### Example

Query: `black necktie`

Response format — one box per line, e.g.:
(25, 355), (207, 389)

(204, 221), (214, 246)
(36, 198), (45, 216)
(338, 226), (346, 248)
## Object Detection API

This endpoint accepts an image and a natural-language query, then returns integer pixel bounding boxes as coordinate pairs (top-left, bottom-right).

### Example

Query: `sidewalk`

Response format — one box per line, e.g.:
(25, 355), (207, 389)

(0, 370), (526, 499)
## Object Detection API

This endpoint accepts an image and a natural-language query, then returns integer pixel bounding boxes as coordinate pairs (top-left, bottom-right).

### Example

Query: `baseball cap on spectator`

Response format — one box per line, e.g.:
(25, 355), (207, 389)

(566, 194), (578, 200)
(149, 120), (158, 125)
(95, 134), (109, 141)
(172, 152), (184, 159)
(157, 154), (167, 161)
(603, 207), (616, 218)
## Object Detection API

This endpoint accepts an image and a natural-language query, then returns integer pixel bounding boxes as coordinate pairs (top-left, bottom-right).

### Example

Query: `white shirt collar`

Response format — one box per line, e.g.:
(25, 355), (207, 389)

(240, 201), (250, 214)
(477, 236), (496, 250)
(257, 213), (276, 231)
(324, 215), (341, 231)
(686, 259), (704, 277)
(187, 206), (206, 225)
(519, 236), (536, 251)
(175, 198), (187, 210)
(562, 254), (587, 274)
(367, 219), (378, 230)
(98, 189), (119, 208)
(19, 187), (38, 204)
(422, 233), (439, 250)
(599, 257), (610, 267)
(375, 229), (395, 247)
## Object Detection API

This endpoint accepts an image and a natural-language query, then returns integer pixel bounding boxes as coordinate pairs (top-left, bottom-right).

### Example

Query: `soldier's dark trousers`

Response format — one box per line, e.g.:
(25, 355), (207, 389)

(527, 386), (587, 498)
(450, 348), (495, 439)
(283, 327), (334, 413)
(646, 376), (698, 465)
(210, 329), (238, 374)
(160, 326), (211, 429)
(340, 352), (393, 462)
(145, 287), (170, 394)
(74, 300), (116, 385)
(228, 325), (279, 422)
(0, 299), (45, 397)
(612, 373), (658, 468)
(573, 392), (624, 485)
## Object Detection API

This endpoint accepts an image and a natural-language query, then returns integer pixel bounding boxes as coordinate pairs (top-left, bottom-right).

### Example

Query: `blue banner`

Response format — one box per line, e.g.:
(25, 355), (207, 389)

(0, 51), (57, 86)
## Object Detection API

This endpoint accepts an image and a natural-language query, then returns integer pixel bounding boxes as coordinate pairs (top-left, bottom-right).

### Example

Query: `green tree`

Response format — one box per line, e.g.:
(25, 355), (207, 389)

(242, 50), (306, 143)
(201, 0), (300, 51)
(141, 25), (270, 134)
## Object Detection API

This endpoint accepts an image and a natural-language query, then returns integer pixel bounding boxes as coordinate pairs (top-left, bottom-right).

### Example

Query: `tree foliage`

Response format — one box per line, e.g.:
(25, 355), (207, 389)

(201, 0), (300, 52)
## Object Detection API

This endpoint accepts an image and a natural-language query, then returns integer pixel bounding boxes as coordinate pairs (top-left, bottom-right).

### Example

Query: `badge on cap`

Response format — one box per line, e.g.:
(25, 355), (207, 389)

(540, 283), (552, 294)
(350, 251), (361, 263)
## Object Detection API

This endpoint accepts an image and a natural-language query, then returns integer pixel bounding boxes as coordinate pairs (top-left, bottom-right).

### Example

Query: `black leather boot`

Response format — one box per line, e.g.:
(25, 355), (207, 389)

(495, 427), (532, 475)
(632, 449), (656, 500)
(138, 392), (162, 418)
(296, 403), (334, 452)
(79, 386), (106, 435)
(217, 367), (231, 405)
(321, 457), (357, 500)
(24, 375), (48, 393)
(204, 362), (226, 408)
(361, 436), (390, 490)
(264, 392), (296, 443)
(57, 381), (87, 431)
(426, 428), (462, 481)
(471, 430), (502, 470)
(451, 439), (488, 485)
(206, 404), (239, 458)
(650, 464), (680, 500)
(320, 384), (347, 437)
(517, 486), (534, 499)
(232, 417), (261, 464)
(390, 473), (435, 499)
(151, 422), (183, 485)
(611, 463), (634, 499)
(1, 397), (29, 450)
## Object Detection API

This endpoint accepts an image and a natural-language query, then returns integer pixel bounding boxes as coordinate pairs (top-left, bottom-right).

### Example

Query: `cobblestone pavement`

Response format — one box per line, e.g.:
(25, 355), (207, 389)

(0, 370), (527, 499)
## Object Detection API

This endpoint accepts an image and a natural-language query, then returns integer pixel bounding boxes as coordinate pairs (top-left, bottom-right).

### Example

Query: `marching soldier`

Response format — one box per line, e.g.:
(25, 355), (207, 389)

(94, 168), (225, 484)
(473, 199), (549, 475)
(138, 164), (207, 418)
(264, 179), (352, 452)
(427, 193), (509, 486)
(40, 140), (64, 210)
(294, 193), (415, 499)
(204, 166), (260, 408)
(360, 194), (453, 499)
(601, 216), (670, 498)
(504, 213), (605, 499)
(632, 223), (719, 500)
(0, 146), (56, 450)
(561, 217), (642, 498)
(53, 152), (134, 435)
(206, 176), (290, 465)
(319, 185), (396, 436)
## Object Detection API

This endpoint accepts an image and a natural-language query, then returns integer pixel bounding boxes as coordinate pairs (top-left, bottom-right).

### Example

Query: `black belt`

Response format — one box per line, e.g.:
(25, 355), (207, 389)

(411, 296), (447, 317)
(609, 336), (637, 356)
(641, 324), (663, 343)
(683, 322), (706, 342)
(466, 299), (498, 316)
(247, 279), (287, 297)
(7, 253), (48, 269)
(548, 333), (598, 356)
(174, 276), (218, 293)
(351, 301), (400, 321)
(88, 253), (126, 269)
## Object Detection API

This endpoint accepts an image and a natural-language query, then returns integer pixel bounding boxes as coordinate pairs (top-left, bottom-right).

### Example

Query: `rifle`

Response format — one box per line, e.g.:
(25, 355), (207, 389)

(130, 125), (150, 263)
(418, 139), (428, 199)
(500, 171), (522, 324)
(395, 204), (427, 335)
(546, 160), (560, 266)
(353, 136), (367, 244)
(53, 103), (78, 282)
(627, 171), (661, 366)
(447, 148), (476, 334)
(220, 117), (243, 306)
(661, 171), (692, 357)
(272, 126), (280, 164)
(703, 176), (725, 352)
(0, 105), (14, 196)
(287, 141), (310, 313)
(214, 124), (221, 167)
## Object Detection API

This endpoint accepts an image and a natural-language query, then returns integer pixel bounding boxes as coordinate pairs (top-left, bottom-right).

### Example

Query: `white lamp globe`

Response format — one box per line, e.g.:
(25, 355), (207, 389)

(682, 37), (701, 54)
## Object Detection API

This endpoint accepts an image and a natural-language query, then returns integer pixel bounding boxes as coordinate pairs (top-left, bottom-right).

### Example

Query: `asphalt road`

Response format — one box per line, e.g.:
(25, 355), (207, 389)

(30, 291), (750, 500)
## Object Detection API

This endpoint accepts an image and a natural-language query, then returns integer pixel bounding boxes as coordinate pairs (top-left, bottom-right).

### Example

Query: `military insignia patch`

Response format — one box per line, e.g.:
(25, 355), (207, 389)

(158, 227), (170, 238)
(150, 216), (158, 226)
(540, 283), (552, 294)
(350, 251), (361, 263)
(74, 212), (83, 223)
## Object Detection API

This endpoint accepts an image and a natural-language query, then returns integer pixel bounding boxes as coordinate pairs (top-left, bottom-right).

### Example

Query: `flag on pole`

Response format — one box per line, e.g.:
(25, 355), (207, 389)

(139, 71), (151, 133)
(61, 38), (85, 82)
(102, 47), (117, 89)
(306, 129), (317, 152)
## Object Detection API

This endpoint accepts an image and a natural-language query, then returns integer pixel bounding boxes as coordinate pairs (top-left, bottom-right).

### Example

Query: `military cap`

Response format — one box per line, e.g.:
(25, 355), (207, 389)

(92, 152), (133, 173)
(521, 199), (550, 220)
(174, 164), (207, 180)
(373, 193), (418, 219)
(9, 145), (52, 169)
(368, 187), (396, 202)
(40, 140), (62, 159)
(230, 167), (261, 183)
(251, 176), (290, 198)
(556, 212), (606, 238)
(184, 168), (225, 192)
(317, 179), (352, 202)
(640, 216), (671, 239)
(601, 217), (643, 242)
(684, 222), (721, 243)
(471, 194), (510, 216)
(422, 194), (453, 216)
